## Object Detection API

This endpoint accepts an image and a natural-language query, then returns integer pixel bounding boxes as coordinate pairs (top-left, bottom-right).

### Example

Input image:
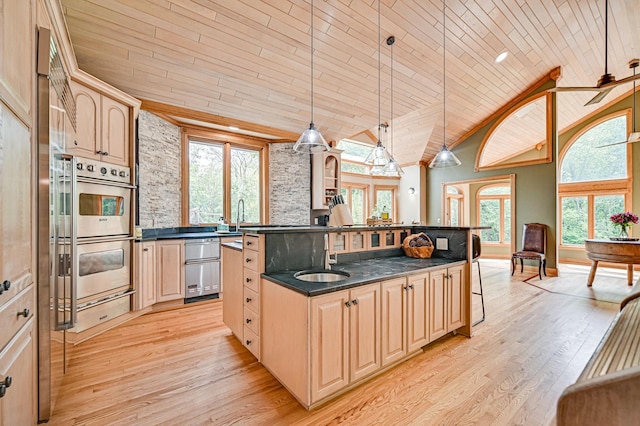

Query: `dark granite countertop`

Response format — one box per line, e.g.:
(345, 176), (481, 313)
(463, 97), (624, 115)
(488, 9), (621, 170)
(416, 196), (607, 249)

(241, 225), (489, 234)
(263, 256), (467, 297)
(140, 226), (241, 241)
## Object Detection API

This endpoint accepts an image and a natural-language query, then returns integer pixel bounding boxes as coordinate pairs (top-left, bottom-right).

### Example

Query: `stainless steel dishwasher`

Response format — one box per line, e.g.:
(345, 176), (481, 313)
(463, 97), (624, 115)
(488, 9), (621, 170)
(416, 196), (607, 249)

(184, 238), (221, 302)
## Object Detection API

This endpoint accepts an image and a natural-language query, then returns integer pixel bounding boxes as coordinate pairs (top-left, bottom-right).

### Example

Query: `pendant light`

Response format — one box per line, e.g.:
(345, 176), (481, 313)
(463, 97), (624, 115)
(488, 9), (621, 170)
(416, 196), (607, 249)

(365, 0), (393, 175)
(429, 1), (462, 168)
(293, 0), (330, 153)
(384, 35), (404, 176)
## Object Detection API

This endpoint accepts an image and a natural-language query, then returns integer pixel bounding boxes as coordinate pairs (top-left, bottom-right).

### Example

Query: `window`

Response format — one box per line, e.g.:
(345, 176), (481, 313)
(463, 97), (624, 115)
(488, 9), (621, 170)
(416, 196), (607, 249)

(477, 184), (511, 244)
(341, 184), (367, 225)
(559, 112), (630, 245)
(184, 133), (265, 226)
(374, 186), (396, 220)
(337, 139), (373, 175)
(445, 186), (463, 226)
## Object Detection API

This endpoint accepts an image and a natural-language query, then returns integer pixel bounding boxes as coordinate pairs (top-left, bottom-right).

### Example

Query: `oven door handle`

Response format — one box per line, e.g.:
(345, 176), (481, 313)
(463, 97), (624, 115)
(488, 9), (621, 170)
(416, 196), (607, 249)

(77, 176), (136, 189)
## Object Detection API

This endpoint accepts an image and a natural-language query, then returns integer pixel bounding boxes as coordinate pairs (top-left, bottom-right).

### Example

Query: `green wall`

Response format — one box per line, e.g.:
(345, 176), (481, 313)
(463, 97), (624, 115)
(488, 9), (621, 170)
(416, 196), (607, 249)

(426, 80), (558, 269)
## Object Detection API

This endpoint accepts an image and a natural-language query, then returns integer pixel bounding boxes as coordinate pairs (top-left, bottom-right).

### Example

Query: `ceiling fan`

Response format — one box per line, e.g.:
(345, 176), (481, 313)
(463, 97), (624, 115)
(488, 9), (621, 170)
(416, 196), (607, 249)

(550, 0), (640, 106)
(598, 58), (640, 147)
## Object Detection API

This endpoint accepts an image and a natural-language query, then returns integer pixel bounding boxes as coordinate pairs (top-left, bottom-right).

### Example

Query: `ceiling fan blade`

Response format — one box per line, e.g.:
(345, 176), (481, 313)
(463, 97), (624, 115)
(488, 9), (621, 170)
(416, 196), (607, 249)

(548, 86), (602, 93)
(584, 87), (614, 106)
(597, 132), (640, 148)
(601, 72), (640, 87)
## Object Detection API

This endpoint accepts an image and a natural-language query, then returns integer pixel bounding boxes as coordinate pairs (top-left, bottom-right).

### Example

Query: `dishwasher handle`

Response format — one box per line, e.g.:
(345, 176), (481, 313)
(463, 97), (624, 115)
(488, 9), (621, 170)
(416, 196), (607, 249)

(185, 258), (220, 265)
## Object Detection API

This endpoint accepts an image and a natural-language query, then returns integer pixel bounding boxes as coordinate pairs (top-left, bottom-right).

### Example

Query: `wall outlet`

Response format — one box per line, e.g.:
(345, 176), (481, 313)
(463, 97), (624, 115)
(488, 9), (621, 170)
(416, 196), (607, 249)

(436, 237), (448, 250)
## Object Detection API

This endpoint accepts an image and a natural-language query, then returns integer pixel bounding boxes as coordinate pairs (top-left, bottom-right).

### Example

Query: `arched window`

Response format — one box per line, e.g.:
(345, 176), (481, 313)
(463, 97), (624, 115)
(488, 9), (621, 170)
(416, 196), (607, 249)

(559, 112), (631, 245)
(477, 184), (511, 244)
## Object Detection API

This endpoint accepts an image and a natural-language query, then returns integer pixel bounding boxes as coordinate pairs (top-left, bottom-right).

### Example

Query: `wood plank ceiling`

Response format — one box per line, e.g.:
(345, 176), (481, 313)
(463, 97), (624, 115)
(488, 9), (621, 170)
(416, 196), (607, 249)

(60, 0), (640, 165)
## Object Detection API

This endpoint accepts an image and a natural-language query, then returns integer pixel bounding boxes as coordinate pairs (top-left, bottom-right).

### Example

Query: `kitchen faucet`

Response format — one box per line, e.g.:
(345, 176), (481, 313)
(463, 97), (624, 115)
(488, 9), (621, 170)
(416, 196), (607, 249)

(324, 233), (337, 270)
(236, 198), (245, 232)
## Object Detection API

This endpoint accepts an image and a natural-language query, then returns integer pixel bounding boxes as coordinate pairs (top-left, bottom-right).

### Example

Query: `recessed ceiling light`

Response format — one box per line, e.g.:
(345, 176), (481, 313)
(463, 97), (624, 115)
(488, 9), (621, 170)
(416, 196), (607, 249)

(495, 51), (508, 63)
(228, 126), (239, 131)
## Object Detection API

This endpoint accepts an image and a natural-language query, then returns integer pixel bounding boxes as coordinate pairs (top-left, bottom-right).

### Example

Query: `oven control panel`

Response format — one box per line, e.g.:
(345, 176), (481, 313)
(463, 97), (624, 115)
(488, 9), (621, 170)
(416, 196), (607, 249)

(76, 157), (131, 185)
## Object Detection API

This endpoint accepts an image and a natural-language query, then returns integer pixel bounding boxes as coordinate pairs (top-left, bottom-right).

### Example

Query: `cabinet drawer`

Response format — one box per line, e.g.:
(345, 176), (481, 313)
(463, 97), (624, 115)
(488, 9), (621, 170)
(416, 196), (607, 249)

(243, 326), (260, 359)
(243, 306), (260, 335)
(73, 294), (131, 333)
(0, 285), (34, 351)
(244, 287), (260, 314)
(243, 235), (260, 252)
(243, 269), (260, 292)
(243, 250), (259, 272)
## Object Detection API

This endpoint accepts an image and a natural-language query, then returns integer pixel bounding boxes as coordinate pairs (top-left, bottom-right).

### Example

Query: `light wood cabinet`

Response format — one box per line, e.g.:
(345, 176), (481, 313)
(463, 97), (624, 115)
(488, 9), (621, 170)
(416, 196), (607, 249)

(0, 319), (35, 426)
(380, 273), (429, 367)
(222, 246), (243, 339)
(69, 81), (130, 166)
(312, 149), (342, 209)
(156, 240), (185, 302)
(310, 282), (380, 401)
(134, 241), (157, 310)
(429, 265), (465, 341)
(242, 234), (264, 359)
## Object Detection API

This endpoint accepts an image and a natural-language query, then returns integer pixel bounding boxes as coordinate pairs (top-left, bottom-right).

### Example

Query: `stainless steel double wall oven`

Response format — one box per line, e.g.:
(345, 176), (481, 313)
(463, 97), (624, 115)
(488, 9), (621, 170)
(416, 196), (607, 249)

(53, 155), (134, 333)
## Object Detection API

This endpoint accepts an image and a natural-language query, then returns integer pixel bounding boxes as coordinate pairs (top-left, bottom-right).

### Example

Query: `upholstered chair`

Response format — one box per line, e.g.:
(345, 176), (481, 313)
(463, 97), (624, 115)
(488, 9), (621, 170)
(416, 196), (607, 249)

(511, 223), (546, 279)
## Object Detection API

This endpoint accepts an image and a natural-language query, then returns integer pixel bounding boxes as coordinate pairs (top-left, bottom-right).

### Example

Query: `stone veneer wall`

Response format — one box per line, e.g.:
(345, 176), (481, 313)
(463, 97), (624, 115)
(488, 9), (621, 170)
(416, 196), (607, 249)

(269, 143), (311, 225)
(137, 110), (182, 228)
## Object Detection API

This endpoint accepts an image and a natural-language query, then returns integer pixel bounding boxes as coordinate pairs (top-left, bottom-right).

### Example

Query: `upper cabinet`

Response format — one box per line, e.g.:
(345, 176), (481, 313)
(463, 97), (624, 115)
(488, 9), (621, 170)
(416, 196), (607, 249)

(69, 80), (130, 166)
(312, 149), (342, 209)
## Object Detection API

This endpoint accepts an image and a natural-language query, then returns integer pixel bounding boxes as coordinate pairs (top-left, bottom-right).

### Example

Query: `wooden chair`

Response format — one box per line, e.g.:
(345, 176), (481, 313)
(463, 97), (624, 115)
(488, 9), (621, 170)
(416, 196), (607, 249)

(511, 223), (546, 279)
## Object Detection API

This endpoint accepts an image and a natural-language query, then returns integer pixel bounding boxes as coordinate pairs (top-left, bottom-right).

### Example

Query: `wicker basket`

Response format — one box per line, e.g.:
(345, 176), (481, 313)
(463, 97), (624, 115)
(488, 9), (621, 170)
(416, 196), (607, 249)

(402, 233), (434, 259)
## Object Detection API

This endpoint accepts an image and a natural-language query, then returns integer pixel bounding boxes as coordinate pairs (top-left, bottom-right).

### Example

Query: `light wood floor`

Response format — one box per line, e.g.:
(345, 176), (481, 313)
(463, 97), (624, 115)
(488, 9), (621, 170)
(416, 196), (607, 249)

(49, 262), (620, 425)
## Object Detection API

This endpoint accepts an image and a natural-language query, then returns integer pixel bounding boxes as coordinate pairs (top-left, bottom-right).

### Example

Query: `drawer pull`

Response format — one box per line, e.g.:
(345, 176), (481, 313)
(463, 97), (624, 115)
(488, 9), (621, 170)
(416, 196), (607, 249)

(246, 318), (252, 324)
(0, 376), (12, 398)
(2, 280), (9, 291)
(143, 248), (149, 252)
(246, 278), (252, 283)
(246, 297), (252, 303)
(17, 308), (29, 318)
(245, 258), (251, 263)
(246, 340), (252, 345)
(246, 241), (253, 246)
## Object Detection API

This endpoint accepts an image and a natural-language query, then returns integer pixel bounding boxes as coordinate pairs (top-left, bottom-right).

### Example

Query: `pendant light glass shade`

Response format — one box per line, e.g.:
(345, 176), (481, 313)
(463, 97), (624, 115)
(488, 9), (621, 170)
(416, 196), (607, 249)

(293, 0), (330, 154)
(293, 122), (329, 153)
(429, 1), (461, 169)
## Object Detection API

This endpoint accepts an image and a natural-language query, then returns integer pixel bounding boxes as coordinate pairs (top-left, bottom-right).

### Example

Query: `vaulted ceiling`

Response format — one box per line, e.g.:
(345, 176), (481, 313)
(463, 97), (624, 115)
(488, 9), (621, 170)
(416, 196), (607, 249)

(60, 0), (640, 165)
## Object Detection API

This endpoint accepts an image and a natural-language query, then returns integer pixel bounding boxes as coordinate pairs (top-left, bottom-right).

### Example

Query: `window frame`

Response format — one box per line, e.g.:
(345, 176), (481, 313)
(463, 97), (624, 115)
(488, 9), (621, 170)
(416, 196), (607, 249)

(373, 185), (397, 221)
(341, 183), (369, 224)
(558, 110), (633, 247)
(181, 128), (269, 226)
(445, 185), (464, 226)
(476, 183), (512, 246)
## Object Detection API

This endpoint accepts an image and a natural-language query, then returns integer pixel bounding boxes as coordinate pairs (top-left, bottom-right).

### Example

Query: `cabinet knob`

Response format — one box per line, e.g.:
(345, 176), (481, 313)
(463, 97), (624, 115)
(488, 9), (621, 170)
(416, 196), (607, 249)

(246, 318), (252, 324)
(0, 376), (12, 398)
(409, 284), (414, 290)
(143, 248), (149, 252)
(246, 340), (252, 345)
(103, 152), (109, 156)
(245, 258), (251, 263)
(246, 278), (251, 283)
(246, 241), (252, 246)
(345, 301), (351, 307)
(404, 286), (409, 291)
(352, 299), (358, 305)
(17, 308), (29, 318)
(2, 280), (10, 291)
(96, 150), (103, 155)
(246, 297), (252, 303)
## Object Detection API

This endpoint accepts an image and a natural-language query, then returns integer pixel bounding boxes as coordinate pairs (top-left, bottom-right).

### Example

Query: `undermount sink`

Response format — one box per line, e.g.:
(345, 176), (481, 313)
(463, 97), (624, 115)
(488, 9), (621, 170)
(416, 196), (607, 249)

(293, 270), (350, 283)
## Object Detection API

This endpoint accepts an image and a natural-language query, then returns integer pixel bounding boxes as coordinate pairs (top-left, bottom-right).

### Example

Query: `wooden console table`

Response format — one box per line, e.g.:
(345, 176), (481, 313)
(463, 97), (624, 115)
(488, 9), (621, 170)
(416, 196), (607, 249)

(584, 239), (640, 286)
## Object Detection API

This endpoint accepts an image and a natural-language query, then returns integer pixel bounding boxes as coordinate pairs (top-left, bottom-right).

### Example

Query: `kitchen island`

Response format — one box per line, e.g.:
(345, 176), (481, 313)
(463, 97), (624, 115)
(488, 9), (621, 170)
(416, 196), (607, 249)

(223, 225), (485, 409)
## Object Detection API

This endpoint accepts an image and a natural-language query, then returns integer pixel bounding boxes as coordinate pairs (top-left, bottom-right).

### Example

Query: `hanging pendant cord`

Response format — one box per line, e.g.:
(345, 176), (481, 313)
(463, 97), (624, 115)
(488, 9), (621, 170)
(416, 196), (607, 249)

(442, 0), (446, 149)
(604, 0), (609, 76)
(377, 0), (381, 143)
(634, 65), (637, 132)
(390, 37), (394, 155)
(310, 0), (315, 125)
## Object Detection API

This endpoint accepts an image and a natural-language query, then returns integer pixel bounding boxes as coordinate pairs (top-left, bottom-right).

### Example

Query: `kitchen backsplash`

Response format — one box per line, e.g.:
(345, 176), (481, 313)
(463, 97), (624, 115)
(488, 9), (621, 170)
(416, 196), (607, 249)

(269, 143), (311, 225)
(138, 110), (182, 228)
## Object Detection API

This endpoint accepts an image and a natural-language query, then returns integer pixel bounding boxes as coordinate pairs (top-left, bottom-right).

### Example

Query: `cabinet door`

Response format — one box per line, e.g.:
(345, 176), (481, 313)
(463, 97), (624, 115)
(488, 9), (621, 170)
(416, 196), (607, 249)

(156, 240), (184, 302)
(70, 81), (101, 159)
(429, 270), (447, 341)
(222, 247), (243, 338)
(407, 273), (429, 353)
(381, 278), (406, 366)
(447, 265), (465, 331)
(0, 320), (35, 426)
(311, 290), (349, 402)
(140, 242), (157, 309)
(101, 96), (129, 166)
(349, 283), (381, 381)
